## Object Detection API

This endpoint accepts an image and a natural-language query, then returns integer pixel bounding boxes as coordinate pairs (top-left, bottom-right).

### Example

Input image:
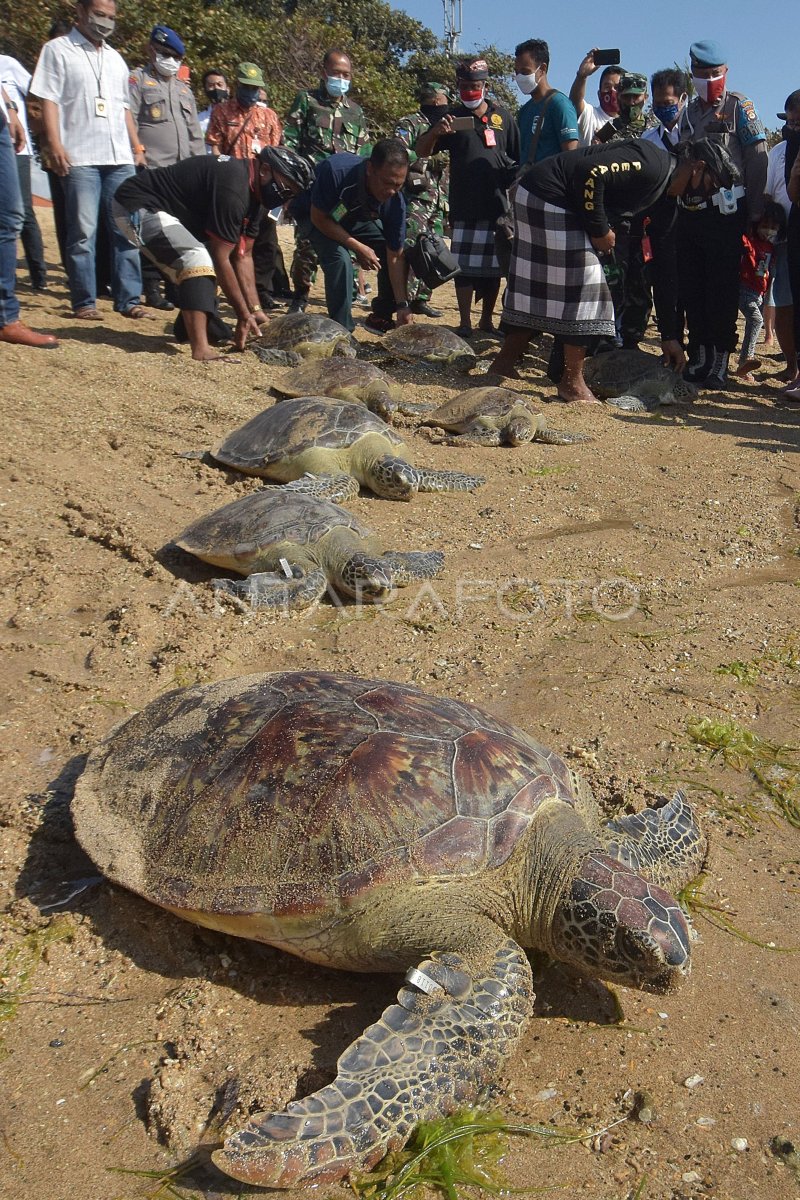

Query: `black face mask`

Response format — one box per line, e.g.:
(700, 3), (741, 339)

(237, 86), (260, 108)
(783, 125), (800, 182)
(261, 180), (291, 209)
(421, 103), (448, 125)
(206, 87), (228, 104)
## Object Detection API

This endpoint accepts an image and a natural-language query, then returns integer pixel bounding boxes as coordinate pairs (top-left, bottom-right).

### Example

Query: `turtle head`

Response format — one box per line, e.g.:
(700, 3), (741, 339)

(549, 851), (692, 993)
(370, 455), (419, 500)
(339, 553), (395, 602)
(505, 416), (534, 446)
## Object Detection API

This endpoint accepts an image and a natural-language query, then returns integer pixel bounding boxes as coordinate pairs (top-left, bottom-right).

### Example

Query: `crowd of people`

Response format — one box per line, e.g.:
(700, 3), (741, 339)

(2, 7), (799, 401)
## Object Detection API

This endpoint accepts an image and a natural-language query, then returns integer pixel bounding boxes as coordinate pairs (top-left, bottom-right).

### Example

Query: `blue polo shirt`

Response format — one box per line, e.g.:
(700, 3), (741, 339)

(518, 91), (579, 164)
(310, 152), (406, 250)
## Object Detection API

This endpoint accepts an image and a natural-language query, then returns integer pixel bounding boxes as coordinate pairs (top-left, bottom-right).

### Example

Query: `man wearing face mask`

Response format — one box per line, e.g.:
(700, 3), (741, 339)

(113, 145), (312, 361)
(515, 39), (578, 165)
(206, 63), (281, 159)
(642, 69), (689, 152)
(198, 71), (228, 139)
(283, 49), (370, 313)
(415, 58), (519, 338)
(129, 27), (204, 311)
(764, 91), (800, 387)
(570, 51), (623, 147)
(674, 40), (768, 387)
(30, 0), (149, 320)
(394, 82), (451, 317)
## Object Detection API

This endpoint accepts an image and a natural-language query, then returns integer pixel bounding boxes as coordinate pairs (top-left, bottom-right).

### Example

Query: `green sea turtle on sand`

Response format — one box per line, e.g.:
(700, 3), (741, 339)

(213, 398), (484, 499)
(583, 349), (698, 412)
(364, 324), (477, 372)
(420, 387), (591, 446)
(251, 313), (357, 366)
(271, 359), (433, 421)
(73, 669), (706, 1190)
(175, 486), (444, 610)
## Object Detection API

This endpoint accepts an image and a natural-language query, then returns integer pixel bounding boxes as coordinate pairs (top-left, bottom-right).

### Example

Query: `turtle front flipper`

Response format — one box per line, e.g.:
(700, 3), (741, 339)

(251, 346), (303, 367)
(274, 472), (360, 503)
(212, 939), (533, 1189)
(414, 467), (486, 493)
(381, 549), (445, 584)
(602, 791), (707, 889)
(212, 566), (328, 611)
(604, 394), (651, 413)
(535, 427), (592, 446)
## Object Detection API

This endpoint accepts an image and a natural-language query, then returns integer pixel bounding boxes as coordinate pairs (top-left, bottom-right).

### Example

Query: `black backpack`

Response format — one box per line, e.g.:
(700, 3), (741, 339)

(404, 231), (461, 290)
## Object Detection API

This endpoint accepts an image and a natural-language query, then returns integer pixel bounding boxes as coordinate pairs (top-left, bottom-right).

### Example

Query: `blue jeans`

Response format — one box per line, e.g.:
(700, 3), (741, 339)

(0, 116), (25, 327)
(62, 163), (142, 312)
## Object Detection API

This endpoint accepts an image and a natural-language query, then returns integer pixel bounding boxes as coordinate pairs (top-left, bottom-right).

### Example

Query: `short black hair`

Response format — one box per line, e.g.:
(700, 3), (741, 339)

(651, 68), (689, 95)
(760, 199), (787, 239)
(202, 68), (227, 87)
(370, 137), (410, 170)
(323, 48), (351, 68)
(599, 65), (623, 88)
(514, 39), (549, 68)
(48, 16), (72, 37)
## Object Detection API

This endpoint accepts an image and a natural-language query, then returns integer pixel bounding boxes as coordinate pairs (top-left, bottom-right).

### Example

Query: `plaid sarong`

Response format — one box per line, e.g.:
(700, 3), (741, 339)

(501, 187), (615, 337)
(450, 220), (502, 279)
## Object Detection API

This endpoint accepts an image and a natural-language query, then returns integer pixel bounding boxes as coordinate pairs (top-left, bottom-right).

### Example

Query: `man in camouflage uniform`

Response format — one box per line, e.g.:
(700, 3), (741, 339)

(283, 48), (369, 312)
(596, 72), (657, 348)
(676, 39), (767, 386)
(394, 82), (450, 317)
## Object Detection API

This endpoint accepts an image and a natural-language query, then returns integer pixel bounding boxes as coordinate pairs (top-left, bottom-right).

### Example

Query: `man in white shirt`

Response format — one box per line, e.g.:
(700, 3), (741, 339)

(0, 55), (48, 290)
(31, 0), (150, 320)
(641, 69), (689, 152)
(569, 49), (623, 146)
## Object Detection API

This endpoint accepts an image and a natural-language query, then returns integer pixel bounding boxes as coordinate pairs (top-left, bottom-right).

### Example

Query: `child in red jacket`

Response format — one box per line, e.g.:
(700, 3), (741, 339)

(737, 201), (786, 381)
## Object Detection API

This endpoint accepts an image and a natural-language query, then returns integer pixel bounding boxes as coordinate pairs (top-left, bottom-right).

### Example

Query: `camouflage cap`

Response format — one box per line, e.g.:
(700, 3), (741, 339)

(236, 61), (266, 87)
(619, 72), (648, 95)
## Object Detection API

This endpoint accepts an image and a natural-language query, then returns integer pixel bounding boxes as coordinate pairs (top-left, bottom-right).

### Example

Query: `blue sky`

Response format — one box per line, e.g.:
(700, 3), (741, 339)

(395, 0), (795, 132)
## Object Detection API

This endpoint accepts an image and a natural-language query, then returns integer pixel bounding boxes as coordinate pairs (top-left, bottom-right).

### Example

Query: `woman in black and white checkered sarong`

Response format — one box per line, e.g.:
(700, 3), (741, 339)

(490, 139), (726, 403)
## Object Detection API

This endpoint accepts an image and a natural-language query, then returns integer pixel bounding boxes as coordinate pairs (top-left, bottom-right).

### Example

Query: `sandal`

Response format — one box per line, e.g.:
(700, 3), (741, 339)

(122, 305), (156, 320)
(74, 307), (103, 321)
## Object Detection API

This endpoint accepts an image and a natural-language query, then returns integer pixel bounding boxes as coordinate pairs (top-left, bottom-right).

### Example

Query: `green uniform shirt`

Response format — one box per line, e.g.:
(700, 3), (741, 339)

(283, 86), (369, 165)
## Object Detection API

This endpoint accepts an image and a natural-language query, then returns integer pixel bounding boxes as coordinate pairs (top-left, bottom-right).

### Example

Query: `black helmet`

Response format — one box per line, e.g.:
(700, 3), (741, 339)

(258, 146), (314, 191)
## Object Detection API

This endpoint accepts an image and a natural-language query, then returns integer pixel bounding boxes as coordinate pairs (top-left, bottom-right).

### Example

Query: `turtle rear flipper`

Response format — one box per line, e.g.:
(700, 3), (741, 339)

(251, 346), (303, 367)
(382, 549), (445, 584)
(212, 567), (327, 611)
(415, 467), (485, 493)
(602, 790), (708, 889)
(212, 939), (534, 1188)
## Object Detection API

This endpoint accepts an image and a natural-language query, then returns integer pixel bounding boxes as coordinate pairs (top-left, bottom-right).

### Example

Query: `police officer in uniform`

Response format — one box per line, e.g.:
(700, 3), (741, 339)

(283, 48), (370, 312)
(129, 25), (204, 309)
(676, 39), (767, 386)
(394, 82), (450, 318)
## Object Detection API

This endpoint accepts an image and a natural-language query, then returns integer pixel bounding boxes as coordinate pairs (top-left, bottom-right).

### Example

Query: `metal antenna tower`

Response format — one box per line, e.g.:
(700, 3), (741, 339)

(442, 0), (462, 56)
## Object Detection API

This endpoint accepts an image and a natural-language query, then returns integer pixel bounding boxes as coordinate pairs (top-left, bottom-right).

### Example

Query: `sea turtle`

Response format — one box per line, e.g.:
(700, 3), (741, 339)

(213, 398), (484, 499)
(583, 348), (698, 412)
(365, 324), (477, 372)
(419, 387), (591, 447)
(271, 359), (433, 422)
(251, 313), (357, 366)
(174, 486), (444, 610)
(73, 670), (706, 1189)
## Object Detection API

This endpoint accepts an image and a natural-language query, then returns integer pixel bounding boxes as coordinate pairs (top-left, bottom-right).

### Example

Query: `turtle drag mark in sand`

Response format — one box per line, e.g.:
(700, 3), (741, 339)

(212, 397), (485, 499)
(175, 485), (444, 611)
(72, 670), (707, 1189)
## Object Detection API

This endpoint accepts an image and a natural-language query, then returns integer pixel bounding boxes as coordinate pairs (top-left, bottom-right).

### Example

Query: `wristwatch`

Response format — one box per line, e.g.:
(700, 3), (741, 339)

(6, 100), (19, 112)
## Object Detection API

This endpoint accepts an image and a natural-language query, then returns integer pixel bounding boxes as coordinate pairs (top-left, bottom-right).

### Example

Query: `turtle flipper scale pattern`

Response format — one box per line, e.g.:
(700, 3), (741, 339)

(381, 550), (444, 584)
(415, 468), (486, 493)
(602, 791), (707, 889)
(212, 939), (534, 1188)
(212, 567), (327, 611)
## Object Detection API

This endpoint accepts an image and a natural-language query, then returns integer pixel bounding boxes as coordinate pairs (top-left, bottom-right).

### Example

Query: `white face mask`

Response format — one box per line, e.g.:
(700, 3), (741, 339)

(515, 68), (540, 96)
(154, 54), (181, 78)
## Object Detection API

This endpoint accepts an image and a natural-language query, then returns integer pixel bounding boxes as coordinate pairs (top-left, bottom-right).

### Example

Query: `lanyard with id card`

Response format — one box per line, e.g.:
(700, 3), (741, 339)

(83, 45), (107, 118)
(484, 127), (496, 146)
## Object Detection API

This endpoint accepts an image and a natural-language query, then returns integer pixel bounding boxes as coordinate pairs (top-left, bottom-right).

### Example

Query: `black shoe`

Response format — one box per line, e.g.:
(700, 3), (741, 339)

(411, 299), (443, 317)
(288, 295), (308, 314)
(258, 296), (280, 310)
(144, 288), (175, 311)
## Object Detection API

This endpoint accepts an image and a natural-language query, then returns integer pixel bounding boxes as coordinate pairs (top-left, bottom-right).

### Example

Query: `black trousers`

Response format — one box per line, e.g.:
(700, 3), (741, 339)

(787, 206), (800, 371)
(252, 217), (289, 303)
(676, 203), (747, 354)
(16, 155), (47, 287)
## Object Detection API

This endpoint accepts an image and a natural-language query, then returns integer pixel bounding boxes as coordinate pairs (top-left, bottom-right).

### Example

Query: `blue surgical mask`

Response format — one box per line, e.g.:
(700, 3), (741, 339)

(325, 76), (350, 98)
(653, 102), (680, 126)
